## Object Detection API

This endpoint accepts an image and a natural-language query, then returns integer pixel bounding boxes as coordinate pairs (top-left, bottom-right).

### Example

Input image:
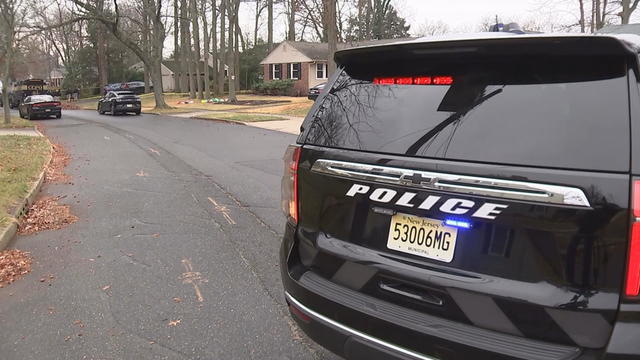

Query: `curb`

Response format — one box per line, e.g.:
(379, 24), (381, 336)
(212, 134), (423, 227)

(0, 131), (52, 250)
(191, 116), (248, 126)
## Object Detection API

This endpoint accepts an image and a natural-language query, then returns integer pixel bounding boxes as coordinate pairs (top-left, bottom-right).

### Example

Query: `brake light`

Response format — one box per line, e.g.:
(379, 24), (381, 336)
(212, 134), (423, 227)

(281, 145), (301, 223)
(373, 76), (453, 85)
(626, 180), (640, 297)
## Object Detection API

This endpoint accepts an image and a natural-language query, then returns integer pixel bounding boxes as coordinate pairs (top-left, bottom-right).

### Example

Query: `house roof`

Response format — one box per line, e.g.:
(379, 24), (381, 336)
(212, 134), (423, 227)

(163, 60), (213, 74)
(260, 38), (416, 65)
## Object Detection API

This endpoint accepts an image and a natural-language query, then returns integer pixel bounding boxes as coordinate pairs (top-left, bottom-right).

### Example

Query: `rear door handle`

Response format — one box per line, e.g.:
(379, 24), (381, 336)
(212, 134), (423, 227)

(379, 281), (444, 306)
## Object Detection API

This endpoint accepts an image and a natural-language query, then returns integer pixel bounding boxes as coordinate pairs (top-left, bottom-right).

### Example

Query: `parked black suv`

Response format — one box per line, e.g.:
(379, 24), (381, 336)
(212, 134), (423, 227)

(280, 33), (640, 360)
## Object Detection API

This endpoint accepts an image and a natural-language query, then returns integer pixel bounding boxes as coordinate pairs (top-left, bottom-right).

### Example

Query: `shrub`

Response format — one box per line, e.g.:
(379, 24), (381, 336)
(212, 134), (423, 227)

(254, 79), (295, 95)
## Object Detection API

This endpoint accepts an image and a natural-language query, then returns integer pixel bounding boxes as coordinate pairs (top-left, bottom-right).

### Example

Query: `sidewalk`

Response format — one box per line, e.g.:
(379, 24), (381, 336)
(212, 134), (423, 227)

(0, 128), (42, 137)
(172, 110), (305, 135)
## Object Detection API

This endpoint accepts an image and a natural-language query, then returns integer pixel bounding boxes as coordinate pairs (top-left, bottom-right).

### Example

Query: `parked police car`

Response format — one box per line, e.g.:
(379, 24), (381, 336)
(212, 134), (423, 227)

(280, 32), (640, 359)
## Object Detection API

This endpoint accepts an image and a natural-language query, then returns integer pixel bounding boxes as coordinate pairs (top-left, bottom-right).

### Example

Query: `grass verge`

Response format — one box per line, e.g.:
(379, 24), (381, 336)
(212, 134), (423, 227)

(0, 117), (35, 129)
(197, 112), (286, 122)
(0, 136), (50, 227)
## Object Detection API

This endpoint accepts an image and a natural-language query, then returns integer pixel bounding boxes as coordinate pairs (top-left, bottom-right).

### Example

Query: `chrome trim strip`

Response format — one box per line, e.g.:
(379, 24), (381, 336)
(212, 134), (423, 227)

(311, 160), (591, 207)
(285, 292), (438, 360)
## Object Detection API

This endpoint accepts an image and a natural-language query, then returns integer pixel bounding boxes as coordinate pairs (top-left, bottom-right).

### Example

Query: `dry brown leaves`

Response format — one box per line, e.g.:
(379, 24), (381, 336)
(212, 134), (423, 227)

(0, 250), (33, 288)
(45, 143), (71, 184)
(17, 196), (78, 235)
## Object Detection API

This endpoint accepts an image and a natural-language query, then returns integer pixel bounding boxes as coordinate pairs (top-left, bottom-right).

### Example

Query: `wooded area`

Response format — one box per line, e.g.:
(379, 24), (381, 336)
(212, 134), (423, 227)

(1, 0), (640, 122)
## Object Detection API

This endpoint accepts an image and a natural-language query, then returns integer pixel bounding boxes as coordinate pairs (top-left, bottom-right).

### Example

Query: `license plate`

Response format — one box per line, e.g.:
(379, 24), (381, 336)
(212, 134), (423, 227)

(127, 104), (133, 108)
(387, 213), (458, 263)
(45, 109), (51, 112)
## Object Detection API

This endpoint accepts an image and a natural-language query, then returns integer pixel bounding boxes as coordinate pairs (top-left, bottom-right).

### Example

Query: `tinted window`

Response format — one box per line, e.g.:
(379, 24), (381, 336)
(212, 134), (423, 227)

(305, 55), (630, 171)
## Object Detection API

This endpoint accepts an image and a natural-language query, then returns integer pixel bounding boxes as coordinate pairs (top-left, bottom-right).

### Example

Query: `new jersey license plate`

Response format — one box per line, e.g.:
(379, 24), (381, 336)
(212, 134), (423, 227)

(387, 213), (458, 263)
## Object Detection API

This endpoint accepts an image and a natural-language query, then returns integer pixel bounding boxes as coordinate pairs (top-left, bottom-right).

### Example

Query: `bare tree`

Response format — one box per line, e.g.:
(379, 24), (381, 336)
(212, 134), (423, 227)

(182, 0), (196, 98)
(174, 0), (182, 92)
(191, 0), (203, 99)
(211, 0), (218, 95)
(96, 0), (109, 89)
(0, 0), (27, 124)
(619, 0), (640, 23)
(416, 20), (449, 36)
(218, 0), (226, 94)
(253, 0), (268, 46)
(70, 0), (171, 109)
(267, 0), (273, 49)
(201, 0), (211, 98)
(226, 0), (239, 102)
(324, 0), (337, 76)
(287, 0), (296, 41)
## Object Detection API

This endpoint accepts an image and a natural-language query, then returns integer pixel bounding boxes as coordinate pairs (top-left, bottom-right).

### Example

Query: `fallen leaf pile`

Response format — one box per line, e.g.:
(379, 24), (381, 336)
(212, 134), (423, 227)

(17, 197), (78, 235)
(0, 250), (33, 288)
(45, 143), (71, 184)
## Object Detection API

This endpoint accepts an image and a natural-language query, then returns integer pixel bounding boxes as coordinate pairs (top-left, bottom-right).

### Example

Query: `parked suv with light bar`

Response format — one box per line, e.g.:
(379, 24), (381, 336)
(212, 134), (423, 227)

(280, 33), (640, 360)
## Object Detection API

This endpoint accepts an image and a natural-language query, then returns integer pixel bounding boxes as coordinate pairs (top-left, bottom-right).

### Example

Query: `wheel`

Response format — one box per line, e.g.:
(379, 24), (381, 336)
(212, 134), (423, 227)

(135, 110), (141, 115)
(28, 112), (35, 120)
(110, 103), (116, 115)
(55, 113), (61, 119)
(98, 103), (104, 115)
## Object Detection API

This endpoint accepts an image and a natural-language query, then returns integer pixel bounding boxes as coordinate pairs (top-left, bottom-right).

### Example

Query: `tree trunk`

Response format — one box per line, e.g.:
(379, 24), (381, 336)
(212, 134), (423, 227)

(202, 0), (211, 99)
(621, 0), (640, 24)
(218, 0), (226, 95)
(254, 0), (260, 46)
(235, 20), (240, 90)
(578, 0), (586, 33)
(227, 0), (238, 102)
(211, 0), (218, 95)
(267, 0), (273, 49)
(96, 0), (109, 90)
(180, 0), (189, 92)
(191, 0), (203, 99)
(142, 10), (151, 93)
(174, 0), (182, 92)
(150, 3), (169, 108)
(2, 58), (11, 125)
(183, 0), (196, 98)
(325, 0), (337, 76)
(288, 0), (296, 41)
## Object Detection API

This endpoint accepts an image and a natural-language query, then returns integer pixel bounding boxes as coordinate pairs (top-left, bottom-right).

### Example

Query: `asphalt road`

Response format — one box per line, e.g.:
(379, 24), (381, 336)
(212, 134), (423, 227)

(0, 110), (339, 360)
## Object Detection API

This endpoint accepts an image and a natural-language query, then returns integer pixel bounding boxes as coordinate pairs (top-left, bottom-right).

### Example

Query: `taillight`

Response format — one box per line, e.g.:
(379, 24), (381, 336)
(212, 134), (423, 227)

(626, 180), (640, 297)
(281, 145), (301, 224)
(373, 76), (454, 85)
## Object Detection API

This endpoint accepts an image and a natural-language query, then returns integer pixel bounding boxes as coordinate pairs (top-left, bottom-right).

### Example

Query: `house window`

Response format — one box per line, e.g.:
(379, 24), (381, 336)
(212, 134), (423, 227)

(289, 63), (301, 80)
(316, 63), (327, 79)
(271, 64), (282, 80)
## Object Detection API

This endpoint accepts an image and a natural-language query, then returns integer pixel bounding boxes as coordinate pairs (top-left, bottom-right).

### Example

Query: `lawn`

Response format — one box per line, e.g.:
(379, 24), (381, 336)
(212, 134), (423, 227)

(0, 136), (51, 227)
(196, 112), (286, 122)
(0, 117), (35, 129)
(243, 101), (314, 117)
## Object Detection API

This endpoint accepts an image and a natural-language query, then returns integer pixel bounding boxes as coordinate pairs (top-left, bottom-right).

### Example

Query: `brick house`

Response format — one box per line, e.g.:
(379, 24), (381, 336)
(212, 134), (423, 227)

(260, 41), (332, 96)
(260, 39), (414, 96)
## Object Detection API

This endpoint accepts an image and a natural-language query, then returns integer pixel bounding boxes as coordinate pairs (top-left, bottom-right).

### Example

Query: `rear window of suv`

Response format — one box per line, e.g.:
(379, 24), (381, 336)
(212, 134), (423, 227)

(304, 54), (630, 172)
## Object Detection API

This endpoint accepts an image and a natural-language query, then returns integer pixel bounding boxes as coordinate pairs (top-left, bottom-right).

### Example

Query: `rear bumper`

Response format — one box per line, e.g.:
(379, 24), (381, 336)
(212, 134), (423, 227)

(31, 108), (61, 116)
(114, 102), (141, 111)
(280, 223), (639, 360)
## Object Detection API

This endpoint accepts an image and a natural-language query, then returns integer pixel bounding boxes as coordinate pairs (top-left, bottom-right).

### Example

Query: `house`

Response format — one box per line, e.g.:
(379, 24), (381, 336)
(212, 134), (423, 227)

(260, 39), (414, 96)
(130, 60), (217, 92)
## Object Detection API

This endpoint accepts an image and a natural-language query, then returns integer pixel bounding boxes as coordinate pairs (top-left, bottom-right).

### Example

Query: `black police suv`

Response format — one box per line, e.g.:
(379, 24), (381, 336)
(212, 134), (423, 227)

(280, 33), (640, 360)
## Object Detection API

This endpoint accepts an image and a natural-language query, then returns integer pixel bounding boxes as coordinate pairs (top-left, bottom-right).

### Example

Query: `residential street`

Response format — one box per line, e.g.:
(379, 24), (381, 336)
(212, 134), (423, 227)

(0, 110), (337, 360)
